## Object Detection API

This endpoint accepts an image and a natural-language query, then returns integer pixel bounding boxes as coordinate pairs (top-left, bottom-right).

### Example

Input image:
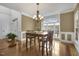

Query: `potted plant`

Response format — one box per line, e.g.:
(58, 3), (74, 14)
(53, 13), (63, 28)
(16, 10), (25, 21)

(6, 33), (17, 47)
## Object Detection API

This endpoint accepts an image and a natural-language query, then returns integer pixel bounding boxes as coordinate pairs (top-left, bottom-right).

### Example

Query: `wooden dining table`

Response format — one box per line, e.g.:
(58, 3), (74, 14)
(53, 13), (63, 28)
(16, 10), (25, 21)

(26, 31), (53, 56)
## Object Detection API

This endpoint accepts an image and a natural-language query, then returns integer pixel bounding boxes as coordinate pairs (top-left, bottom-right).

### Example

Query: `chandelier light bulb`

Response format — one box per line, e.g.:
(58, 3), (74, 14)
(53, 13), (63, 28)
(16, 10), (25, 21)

(39, 15), (41, 17)
(33, 15), (36, 19)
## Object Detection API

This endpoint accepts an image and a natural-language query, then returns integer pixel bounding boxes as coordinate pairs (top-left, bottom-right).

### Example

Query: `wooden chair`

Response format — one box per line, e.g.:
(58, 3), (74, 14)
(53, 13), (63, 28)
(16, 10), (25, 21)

(38, 31), (53, 56)
(47, 31), (53, 55)
(26, 33), (36, 50)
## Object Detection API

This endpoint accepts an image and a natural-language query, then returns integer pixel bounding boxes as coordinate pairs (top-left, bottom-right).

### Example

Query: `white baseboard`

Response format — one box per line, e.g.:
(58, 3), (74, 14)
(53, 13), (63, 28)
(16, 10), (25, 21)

(60, 40), (73, 44)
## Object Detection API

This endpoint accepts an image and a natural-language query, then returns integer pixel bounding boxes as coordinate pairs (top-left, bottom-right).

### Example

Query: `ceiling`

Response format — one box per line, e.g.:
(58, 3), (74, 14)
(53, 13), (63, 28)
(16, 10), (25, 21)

(0, 3), (76, 17)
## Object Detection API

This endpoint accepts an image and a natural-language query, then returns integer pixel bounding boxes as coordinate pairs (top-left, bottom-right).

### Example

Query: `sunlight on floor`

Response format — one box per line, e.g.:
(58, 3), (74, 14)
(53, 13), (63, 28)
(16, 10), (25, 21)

(53, 40), (60, 56)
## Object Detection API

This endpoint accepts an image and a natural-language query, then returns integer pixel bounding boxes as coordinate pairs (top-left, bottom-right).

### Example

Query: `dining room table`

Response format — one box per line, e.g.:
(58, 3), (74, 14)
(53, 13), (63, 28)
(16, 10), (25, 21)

(26, 30), (53, 56)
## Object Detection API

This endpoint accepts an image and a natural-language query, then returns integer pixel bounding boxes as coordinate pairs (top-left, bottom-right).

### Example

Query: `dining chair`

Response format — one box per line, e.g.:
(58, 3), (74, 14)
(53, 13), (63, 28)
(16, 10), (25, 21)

(26, 33), (36, 50)
(38, 31), (53, 56)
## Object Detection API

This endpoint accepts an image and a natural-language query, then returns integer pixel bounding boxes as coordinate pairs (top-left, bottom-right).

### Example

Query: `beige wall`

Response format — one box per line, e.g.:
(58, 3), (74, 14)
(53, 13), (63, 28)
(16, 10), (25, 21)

(21, 15), (35, 31)
(60, 4), (79, 32)
(34, 20), (41, 31)
(60, 11), (74, 32)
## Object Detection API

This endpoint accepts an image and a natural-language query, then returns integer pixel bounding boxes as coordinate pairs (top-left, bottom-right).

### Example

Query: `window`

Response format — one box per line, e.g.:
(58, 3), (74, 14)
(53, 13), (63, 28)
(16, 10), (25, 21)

(41, 14), (60, 39)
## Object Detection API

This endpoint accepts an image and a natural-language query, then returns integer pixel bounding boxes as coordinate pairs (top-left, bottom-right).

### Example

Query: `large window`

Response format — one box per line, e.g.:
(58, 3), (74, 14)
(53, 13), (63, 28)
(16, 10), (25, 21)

(41, 15), (60, 39)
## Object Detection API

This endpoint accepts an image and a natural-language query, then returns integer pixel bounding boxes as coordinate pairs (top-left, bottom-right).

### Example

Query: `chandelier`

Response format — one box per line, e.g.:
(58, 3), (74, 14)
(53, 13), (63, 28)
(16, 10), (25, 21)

(33, 3), (44, 21)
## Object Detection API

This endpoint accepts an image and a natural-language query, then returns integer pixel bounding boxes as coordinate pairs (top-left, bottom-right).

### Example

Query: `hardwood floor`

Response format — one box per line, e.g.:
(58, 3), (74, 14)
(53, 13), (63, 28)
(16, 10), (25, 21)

(0, 39), (78, 56)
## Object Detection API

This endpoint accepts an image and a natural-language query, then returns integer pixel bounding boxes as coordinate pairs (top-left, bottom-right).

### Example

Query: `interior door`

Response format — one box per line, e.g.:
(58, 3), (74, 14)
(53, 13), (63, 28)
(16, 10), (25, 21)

(0, 14), (10, 39)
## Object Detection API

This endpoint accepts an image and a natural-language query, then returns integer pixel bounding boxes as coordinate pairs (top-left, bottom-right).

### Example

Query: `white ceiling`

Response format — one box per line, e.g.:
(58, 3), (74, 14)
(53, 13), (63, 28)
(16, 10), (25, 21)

(0, 3), (76, 17)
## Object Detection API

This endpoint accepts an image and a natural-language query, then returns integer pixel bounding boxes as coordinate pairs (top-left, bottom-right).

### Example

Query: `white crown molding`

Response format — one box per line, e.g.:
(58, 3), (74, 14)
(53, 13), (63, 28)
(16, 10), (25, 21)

(60, 9), (74, 14)
(20, 4), (78, 18)
(44, 3), (77, 17)
(73, 3), (77, 10)
(0, 5), (11, 15)
(21, 12), (32, 18)
(60, 4), (77, 14)
(0, 3), (77, 18)
(0, 5), (32, 18)
(44, 9), (74, 17)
